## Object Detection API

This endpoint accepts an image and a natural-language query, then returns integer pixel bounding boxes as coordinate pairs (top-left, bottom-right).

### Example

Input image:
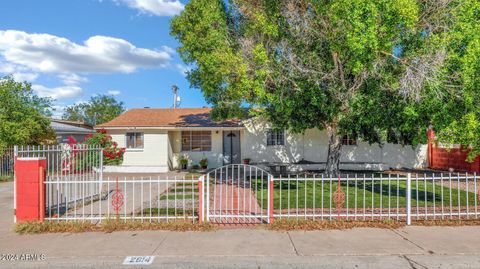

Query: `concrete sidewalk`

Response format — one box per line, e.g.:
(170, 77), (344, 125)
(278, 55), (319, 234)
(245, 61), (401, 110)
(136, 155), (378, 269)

(2, 182), (480, 269)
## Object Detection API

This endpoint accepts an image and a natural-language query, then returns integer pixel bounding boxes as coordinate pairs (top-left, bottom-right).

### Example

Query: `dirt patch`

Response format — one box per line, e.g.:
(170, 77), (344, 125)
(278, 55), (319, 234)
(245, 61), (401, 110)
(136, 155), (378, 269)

(14, 220), (215, 234)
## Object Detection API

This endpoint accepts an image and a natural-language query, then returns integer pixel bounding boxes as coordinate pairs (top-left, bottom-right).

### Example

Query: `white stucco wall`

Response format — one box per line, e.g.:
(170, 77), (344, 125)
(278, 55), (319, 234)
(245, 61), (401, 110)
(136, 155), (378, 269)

(241, 119), (428, 170)
(106, 119), (427, 172)
(109, 129), (169, 170)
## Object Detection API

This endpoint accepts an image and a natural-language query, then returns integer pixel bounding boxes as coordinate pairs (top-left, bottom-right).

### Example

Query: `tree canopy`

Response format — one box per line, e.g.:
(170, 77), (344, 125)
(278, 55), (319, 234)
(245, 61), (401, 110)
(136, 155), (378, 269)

(63, 94), (126, 126)
(0, 77), (55, 152)
(172, 0), (477, 173)
(432, 0), (480, 161)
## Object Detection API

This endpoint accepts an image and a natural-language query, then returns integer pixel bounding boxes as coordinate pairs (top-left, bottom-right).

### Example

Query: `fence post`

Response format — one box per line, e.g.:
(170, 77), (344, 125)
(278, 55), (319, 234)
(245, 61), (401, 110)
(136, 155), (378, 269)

(268, 175), (274, 224)
(13, 146), (17, 223)
(198, 176), (204, 224)
(14, 157), (47, 222)
(406, 173), (412, 225)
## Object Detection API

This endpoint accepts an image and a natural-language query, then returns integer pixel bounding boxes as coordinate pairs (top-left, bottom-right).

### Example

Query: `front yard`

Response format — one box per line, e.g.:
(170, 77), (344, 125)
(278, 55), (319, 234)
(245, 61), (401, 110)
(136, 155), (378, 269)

(254, 178), (478, 210)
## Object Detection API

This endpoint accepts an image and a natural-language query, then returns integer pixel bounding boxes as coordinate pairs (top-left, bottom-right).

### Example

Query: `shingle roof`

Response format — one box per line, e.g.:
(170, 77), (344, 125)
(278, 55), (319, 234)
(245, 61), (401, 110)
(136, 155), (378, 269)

(96, 108), (243, 128)
(51, 121), (95, 134)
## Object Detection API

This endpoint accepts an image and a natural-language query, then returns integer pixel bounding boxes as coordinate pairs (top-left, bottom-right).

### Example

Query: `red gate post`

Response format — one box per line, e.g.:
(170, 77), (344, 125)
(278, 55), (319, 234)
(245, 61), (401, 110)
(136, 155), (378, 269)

(15, 157), (47, 222)
(198, 176), (203, 224)
(269, 175), (274, 224)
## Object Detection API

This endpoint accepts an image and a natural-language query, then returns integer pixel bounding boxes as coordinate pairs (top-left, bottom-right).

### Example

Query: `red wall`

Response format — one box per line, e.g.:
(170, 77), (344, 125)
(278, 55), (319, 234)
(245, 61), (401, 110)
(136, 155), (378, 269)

(15, 158), (46, 222)
(428, 129), (480, 173)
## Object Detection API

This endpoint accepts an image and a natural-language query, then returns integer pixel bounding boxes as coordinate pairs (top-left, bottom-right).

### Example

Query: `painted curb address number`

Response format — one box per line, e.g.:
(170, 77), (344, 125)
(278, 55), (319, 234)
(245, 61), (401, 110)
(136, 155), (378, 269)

(123, 256), (155, 265)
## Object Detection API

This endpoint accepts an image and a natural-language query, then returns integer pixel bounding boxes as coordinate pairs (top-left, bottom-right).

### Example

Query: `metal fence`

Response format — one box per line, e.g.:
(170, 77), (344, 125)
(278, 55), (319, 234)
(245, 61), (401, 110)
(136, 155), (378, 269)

(13, 156), (480, 224)
(15, 145), (104, 222)
(0, 147), (14, 179)
(271, 173), (479, 223)
(204, 164), (271, 224)
(44, 176), (199, 223)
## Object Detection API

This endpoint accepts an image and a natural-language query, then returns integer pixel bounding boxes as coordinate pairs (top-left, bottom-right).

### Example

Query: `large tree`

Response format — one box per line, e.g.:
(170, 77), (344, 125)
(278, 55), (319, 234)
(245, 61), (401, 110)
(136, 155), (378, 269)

(0, 77), (55, 152)
(172, 0), (474, 174)
(63, 94), (125, 126)
(432, 0), (480, 161)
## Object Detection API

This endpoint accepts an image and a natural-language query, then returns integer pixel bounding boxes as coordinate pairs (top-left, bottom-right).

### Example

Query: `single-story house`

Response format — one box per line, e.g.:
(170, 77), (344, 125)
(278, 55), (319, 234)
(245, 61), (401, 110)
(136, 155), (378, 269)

(95, 108), (428, 173)
(51, 119), (95, 144)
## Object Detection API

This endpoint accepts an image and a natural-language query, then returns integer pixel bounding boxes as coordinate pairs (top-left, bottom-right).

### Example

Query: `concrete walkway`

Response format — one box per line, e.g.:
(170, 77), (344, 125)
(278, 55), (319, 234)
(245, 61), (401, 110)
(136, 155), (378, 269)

(2, 182), (480, 269)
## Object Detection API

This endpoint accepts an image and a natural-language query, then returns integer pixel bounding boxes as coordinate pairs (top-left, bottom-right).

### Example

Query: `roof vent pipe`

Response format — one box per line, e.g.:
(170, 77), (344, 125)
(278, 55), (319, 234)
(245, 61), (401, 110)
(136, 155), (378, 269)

(172, 85), (181, 109)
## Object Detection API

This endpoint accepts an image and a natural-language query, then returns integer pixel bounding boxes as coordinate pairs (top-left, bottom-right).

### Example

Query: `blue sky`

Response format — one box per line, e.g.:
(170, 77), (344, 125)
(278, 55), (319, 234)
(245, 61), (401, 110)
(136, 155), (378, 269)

(0, 0), (207, 117)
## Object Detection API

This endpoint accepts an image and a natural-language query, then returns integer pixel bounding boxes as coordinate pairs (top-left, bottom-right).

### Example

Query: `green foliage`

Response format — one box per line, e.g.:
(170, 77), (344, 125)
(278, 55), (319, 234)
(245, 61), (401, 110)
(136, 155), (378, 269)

(0, 77), (55, 152)
(84, 130), (125, 165)
(62, 94), (125, 126)
(172, 0), (479, 166)
(433, 0), (480, 161)
(199, 158), (208, 168)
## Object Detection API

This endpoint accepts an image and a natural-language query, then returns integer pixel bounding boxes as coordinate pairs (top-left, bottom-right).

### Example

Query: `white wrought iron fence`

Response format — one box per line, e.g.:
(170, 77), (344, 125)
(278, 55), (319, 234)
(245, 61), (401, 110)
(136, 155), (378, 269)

(0, 147), (14, 180)
(16, 145), (104, 219)
(44, 176), (199, 223)
(271, 173), (479, 223)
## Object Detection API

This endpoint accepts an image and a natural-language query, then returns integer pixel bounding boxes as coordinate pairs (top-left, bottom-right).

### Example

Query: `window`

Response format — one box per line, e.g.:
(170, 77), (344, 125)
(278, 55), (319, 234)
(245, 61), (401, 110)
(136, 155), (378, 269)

(181, 131), (212, 151)
(342, 134), (357, 146)
(126, 132), (144, 149)
(267, 129), (285, 146)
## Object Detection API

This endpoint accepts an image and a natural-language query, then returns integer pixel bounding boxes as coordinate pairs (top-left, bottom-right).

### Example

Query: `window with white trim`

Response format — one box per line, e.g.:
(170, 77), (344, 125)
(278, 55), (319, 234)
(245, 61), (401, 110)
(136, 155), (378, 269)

(126, 132), (144, 149)
(267, 129), (285, 146)
(181, 131), (212, 151)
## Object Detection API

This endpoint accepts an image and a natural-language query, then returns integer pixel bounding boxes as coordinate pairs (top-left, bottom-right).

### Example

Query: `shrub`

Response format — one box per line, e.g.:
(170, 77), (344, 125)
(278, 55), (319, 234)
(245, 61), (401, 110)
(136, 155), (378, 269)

(85, 129), (125, 165)
(67, 129), (126, 166)
(179, 156), (189, 170)
(199, 158), (208, 169)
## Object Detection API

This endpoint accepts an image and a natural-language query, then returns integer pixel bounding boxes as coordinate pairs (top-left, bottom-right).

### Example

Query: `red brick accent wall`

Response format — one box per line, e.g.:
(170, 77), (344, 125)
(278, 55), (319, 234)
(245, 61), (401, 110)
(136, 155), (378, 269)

(428, 129), (480, 173)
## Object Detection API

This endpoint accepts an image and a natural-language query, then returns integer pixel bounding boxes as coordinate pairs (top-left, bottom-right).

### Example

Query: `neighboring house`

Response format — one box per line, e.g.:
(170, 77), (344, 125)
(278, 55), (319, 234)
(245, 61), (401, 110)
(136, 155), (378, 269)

(51, 119), (96, 144)
(95, 108), (428, 173)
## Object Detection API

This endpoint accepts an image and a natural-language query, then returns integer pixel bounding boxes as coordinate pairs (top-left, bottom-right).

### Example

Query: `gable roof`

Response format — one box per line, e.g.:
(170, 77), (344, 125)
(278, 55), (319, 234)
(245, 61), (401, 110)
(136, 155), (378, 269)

(51, 121), (95, 134)
(95, 108), (243, 129)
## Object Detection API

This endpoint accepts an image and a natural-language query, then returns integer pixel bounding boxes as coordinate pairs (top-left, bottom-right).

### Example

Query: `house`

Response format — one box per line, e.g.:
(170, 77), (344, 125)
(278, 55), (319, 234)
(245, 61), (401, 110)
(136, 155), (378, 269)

(51, 119), (95, 144)
(95, 108), (428, 173)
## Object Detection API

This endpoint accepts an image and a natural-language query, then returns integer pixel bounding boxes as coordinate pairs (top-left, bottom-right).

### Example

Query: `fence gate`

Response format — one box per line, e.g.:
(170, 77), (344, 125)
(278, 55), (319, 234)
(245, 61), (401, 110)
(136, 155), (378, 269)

(205, 164), (272, 224)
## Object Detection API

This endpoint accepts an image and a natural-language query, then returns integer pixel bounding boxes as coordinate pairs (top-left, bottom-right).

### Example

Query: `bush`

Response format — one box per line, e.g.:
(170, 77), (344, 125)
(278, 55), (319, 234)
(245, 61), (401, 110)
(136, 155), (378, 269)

(68, 129), (126, 166)
(85, 129), (125, 165)
(199, 158), (208, 169)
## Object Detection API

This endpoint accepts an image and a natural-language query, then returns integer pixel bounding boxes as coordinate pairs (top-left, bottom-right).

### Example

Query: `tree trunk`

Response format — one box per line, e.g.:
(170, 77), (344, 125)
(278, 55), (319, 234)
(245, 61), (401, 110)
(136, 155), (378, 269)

(325, 123), (342, 176)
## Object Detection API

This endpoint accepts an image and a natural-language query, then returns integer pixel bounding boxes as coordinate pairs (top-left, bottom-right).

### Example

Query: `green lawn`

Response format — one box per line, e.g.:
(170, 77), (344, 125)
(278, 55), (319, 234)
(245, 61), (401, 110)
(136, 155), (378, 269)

(0, 175), (13, 183)
(253, 179), (477, 210)
(160, 193), (198, 200)
(140, 208), (195, 216)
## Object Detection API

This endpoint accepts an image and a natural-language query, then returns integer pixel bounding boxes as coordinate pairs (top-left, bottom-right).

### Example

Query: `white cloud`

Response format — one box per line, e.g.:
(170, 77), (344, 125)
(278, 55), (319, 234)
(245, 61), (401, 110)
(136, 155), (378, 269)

(12, 72), (38, 82)
(0, 61), (38, 82)
(0, 30), (173, 75)
(175, 63), (190, 76)
(113, 0), (184, 16)
(58, 73), (88, 86)
(107, 90), (121, 96)
(32, 84), (83, 100)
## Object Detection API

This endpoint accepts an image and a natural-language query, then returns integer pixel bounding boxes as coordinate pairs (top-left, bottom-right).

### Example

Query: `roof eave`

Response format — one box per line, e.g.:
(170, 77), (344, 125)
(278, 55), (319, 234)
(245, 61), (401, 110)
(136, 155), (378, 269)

(94, 126), (245, 130)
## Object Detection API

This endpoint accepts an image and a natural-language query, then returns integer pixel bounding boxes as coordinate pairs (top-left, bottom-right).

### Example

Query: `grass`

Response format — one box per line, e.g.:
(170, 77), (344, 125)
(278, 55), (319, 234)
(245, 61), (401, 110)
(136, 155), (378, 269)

(160, 193), (198, 200)
(254, 179), (478, 210)
(184, 172), (204, 179)
(140, 208), (196, 216)
(0, 175), (13, 182)
(14, 219), (214, 234)
(170, 186), (199, 193)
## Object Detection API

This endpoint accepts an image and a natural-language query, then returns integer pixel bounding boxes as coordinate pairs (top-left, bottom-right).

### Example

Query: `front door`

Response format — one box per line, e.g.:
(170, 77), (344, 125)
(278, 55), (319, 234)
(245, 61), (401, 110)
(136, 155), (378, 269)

(223, 131), (241, 165)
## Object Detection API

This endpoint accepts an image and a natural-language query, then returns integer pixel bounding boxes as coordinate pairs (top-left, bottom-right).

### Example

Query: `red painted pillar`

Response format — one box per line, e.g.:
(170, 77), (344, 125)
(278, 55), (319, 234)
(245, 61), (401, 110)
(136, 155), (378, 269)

(15, 158), (46, 222)
(427, 129), (435, 168)
(198, 177), (203, 224)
